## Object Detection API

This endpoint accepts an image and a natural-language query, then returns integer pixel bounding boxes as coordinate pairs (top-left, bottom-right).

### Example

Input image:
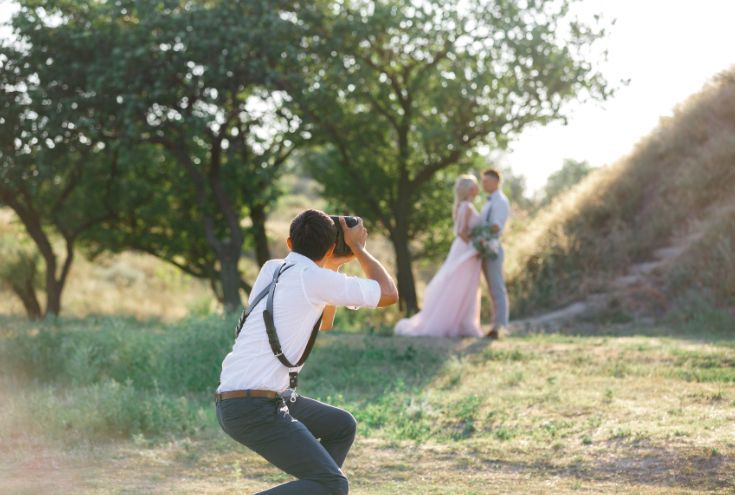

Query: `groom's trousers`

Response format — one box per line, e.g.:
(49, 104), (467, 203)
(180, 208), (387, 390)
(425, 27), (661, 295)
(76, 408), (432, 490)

(482, 245), (509, 327)
(216, 392), (356, 494)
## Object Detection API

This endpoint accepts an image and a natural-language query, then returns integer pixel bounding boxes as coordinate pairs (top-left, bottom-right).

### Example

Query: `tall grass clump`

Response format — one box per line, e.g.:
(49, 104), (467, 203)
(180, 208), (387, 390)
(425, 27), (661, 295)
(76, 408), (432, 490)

(0, 315), (234, 443)
(1, 315), (232, 393)
(666, 208), (735, 307)
(506, 67), (735, 317)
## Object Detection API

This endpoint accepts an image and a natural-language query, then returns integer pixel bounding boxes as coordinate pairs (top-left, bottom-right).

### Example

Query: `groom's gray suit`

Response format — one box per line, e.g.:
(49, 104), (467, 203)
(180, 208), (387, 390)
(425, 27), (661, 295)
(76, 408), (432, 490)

(479, 190), (510, 328)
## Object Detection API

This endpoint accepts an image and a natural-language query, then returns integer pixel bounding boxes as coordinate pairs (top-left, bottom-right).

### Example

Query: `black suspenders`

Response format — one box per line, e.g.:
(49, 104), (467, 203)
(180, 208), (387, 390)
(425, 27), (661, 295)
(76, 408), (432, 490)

(234, 262), (324, 398)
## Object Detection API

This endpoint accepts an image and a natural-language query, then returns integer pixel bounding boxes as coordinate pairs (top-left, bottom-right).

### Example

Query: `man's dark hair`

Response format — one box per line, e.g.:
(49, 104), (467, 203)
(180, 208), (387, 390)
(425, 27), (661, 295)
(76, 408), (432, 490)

(289, 209), (337, 260)
(483, 168), (501, 181)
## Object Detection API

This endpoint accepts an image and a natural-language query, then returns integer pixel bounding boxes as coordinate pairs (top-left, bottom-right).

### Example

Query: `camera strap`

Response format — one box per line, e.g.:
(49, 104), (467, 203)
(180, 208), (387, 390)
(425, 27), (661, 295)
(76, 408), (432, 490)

(234, 262), (323, 399)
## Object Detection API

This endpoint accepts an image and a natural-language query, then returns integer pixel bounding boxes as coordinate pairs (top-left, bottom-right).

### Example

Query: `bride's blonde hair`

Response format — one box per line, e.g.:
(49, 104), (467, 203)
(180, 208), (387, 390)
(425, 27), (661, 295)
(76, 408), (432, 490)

(453, 174), (478, 219)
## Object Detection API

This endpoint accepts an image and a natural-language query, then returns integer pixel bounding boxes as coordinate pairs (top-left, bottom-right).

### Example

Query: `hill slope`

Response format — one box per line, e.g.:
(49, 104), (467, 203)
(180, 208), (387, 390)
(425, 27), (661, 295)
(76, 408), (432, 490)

(506, 67), (735, 320)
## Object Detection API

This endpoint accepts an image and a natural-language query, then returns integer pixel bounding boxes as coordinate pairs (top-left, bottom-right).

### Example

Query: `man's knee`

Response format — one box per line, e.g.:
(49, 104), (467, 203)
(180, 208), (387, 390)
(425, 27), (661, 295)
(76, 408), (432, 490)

(335, 475), (349, 495)
(344, 411), (358, 436)
(492, 284), (507, 297)
(334, 408), (357, 439)
(323, 473), (349, 495)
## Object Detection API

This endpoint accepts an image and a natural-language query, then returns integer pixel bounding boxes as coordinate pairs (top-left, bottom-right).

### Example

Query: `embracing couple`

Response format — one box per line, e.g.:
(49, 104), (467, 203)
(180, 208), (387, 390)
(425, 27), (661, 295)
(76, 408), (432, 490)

(395, 168), (510, 338)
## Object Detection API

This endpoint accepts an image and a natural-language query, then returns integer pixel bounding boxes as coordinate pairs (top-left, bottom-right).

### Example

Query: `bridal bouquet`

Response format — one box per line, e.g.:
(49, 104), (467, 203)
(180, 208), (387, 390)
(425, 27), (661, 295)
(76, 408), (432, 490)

(470, 224), (500, 260)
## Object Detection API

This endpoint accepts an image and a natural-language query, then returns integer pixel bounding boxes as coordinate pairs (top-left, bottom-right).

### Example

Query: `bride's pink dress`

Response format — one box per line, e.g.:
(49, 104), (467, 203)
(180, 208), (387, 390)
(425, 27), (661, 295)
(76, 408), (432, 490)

(395, 201), (483, 337)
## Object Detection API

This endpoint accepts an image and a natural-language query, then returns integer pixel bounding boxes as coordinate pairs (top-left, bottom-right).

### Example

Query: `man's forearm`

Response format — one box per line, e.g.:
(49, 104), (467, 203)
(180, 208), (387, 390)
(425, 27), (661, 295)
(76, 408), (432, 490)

(354, 248), (398, 307)
(320, 305), (337, 331)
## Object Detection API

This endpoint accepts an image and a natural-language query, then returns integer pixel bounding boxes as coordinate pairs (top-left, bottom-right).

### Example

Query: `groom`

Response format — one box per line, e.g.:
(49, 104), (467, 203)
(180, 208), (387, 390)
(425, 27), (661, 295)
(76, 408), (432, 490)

(480, 168), (510, 338)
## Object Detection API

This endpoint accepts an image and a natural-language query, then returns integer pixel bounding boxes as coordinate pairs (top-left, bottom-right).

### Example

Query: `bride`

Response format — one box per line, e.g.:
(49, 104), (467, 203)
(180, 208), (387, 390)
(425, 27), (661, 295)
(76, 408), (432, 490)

(395, 174), (483, 337)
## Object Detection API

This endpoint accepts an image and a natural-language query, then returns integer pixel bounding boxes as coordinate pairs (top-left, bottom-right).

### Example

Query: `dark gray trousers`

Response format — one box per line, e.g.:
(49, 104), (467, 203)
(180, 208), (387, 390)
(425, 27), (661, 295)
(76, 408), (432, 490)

(216, 393), (357, 495)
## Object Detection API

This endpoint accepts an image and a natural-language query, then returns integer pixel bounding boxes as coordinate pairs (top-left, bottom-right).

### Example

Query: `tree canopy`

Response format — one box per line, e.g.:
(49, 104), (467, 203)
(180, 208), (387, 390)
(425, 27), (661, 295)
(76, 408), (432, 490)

(290, 0), (610, 312)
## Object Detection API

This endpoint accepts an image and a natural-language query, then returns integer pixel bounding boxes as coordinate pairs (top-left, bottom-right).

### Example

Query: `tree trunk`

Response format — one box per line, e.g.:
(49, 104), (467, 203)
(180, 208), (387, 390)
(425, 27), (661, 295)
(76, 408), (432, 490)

(249, 203), (271, 266)
(389, 224), (419, 315)
(45, 238), (75, 318)
(219, 249), (242, 313)
(9, 277), (42, 321)
(16, 288), (43, 320)
(45, 279), (62, 317)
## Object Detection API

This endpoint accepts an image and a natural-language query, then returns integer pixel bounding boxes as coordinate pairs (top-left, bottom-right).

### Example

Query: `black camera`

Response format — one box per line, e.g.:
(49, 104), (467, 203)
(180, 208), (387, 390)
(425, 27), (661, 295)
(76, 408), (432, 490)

(330, 215), (360, 256)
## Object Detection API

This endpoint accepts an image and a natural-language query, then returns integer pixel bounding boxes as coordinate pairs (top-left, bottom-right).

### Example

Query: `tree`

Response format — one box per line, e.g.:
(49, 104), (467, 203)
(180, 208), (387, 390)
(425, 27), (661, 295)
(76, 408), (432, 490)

(9, 0), (306, 311)
(541, 158), (593, 205)
(0, 42), (119, 318)
(291, 0), (610, 313)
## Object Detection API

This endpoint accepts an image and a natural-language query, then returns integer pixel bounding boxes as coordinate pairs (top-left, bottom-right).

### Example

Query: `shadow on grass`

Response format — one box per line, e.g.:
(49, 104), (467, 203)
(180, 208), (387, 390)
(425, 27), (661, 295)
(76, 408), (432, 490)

(512, 306), (735, 346)
(476, 443), (734, 492)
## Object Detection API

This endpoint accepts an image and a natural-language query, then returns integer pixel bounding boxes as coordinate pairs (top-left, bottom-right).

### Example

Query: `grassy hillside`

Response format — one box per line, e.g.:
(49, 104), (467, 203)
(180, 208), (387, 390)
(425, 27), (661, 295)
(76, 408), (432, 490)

(506, 68), (735, 318)
(1, 315), (734, 494)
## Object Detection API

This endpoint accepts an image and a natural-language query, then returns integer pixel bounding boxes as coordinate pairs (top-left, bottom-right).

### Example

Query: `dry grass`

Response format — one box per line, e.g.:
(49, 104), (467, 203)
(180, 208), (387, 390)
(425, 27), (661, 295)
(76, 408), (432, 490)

(506, 67), (735, 318)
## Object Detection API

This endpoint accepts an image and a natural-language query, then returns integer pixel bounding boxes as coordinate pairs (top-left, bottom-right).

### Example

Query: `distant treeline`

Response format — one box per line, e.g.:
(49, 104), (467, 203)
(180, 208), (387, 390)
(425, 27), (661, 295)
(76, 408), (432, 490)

(0, 0), (609, 319)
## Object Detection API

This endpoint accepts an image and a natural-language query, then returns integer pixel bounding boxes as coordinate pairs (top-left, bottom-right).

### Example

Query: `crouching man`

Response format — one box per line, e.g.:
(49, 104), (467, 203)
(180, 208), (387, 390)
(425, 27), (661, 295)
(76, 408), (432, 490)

(215, 209), (398, 494)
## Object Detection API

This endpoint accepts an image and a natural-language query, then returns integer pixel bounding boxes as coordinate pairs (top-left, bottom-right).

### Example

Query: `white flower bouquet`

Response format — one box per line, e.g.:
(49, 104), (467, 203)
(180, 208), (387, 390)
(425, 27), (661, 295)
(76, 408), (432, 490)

(470, 224), (500, 260)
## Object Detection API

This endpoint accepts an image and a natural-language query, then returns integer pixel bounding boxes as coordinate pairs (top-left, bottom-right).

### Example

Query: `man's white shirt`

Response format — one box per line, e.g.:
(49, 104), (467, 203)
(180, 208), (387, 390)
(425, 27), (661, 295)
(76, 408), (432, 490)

(218, 251), (381, 393)
(480, 190), (511, 236)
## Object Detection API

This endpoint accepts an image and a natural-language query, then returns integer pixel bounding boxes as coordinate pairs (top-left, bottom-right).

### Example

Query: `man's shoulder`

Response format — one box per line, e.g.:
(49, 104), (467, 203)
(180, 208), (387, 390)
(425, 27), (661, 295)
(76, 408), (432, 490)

(262, 258), (285, 270)
(257, 259), (287, 280)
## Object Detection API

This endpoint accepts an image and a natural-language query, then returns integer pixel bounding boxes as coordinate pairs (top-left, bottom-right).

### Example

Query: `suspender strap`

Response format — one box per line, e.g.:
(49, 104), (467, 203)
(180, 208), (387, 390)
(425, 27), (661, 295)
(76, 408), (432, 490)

(263, 264), (323, 369)
(234, 261), (323, 394)
(234, 263), (295, 339)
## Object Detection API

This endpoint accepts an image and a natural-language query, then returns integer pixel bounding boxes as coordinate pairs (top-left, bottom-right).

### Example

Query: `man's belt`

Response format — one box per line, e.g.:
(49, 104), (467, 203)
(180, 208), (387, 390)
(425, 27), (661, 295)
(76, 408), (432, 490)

(215, 389), (281, 401)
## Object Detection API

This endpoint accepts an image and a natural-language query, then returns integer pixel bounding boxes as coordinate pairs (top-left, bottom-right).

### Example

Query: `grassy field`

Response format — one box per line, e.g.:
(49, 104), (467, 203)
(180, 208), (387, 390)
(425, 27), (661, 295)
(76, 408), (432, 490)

(1, 314), (734, 494)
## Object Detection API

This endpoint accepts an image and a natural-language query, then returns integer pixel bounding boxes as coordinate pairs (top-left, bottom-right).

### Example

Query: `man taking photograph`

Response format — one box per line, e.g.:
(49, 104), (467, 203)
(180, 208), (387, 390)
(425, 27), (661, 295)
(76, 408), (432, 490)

(215, 209), (398, 494)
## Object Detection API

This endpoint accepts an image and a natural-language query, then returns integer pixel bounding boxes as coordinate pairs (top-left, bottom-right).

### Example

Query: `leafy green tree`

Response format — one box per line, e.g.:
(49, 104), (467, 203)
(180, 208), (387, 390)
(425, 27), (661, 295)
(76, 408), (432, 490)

(291, 0), (610, 313)
(541, 158), (594, 205)
(0, 41), (120, 318)
(9, 0), (305, 311)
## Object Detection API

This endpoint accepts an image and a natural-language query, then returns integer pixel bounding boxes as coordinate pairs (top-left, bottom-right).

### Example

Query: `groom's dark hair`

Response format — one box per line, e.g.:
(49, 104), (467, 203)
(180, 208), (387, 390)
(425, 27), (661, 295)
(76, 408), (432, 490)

(483, 168), (502, 181)
(289, 209), (337, 261)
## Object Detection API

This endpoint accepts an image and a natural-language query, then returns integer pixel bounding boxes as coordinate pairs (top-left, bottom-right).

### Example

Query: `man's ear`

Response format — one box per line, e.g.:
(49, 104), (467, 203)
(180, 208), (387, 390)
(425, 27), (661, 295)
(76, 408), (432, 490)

(287, 238), (293, 251)
(325, 243), (336, 258)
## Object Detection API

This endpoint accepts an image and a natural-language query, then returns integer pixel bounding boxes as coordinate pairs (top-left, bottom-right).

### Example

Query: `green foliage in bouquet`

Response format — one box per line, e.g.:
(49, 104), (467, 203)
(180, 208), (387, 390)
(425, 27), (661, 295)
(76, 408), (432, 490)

(471, 224), (500, 260)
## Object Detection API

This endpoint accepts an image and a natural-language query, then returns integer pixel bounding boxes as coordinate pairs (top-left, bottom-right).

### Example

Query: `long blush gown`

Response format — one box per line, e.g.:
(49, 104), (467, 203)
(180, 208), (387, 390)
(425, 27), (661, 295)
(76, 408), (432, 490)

(395, 201), (483, 337)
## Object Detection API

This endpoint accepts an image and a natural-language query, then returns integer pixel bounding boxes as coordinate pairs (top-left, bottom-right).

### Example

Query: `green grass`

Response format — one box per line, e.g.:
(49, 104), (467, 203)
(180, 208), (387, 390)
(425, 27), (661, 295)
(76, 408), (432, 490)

(1, 316), (735, 493)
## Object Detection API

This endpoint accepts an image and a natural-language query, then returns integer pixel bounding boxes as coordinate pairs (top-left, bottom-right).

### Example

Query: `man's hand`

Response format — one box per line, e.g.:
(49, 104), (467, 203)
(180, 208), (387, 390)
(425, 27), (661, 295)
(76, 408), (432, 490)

(336, 216), (397, 307)
(339, 216), (368, 253)
(490, 224), (500, 235)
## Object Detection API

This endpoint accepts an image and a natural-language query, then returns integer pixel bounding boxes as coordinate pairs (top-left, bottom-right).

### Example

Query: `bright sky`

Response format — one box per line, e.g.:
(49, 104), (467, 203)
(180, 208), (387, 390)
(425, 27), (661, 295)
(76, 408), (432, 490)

(2, 1), (734, 193)
(503, 0), (735, 192)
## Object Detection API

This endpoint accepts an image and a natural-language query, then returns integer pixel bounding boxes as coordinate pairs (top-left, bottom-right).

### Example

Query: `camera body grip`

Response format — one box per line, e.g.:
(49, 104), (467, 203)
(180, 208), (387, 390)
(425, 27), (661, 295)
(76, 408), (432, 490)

(329, 215), (360, 256)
